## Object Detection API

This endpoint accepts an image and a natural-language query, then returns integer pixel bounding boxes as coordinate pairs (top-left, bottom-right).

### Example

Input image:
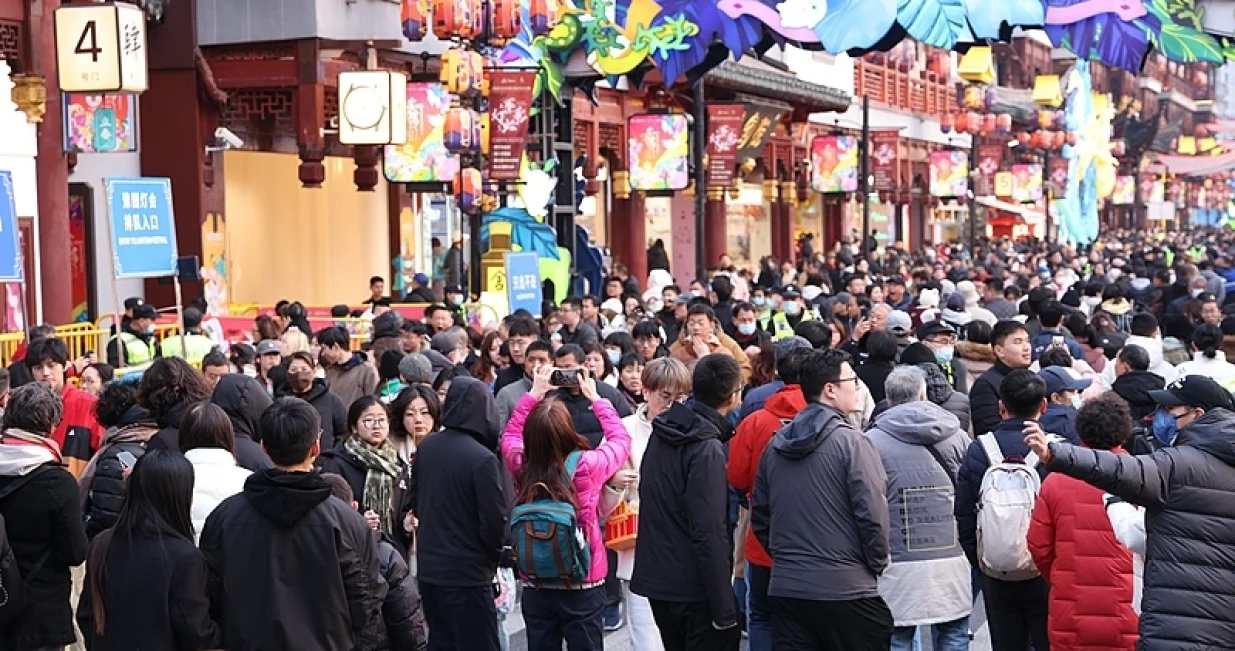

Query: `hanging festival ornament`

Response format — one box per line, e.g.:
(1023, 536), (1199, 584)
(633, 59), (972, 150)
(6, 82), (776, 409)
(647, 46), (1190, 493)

(996, 114), (1011, 135)
(402, 0), (429, 41)
(981, 114), (996, 136)
(528, 0), (554, 36)
(984, 87), (998, 111)
(433, 0), (478, 39)
(454, 168), (483, 213)
(490, 0), (520, 39)
(444, 106), (476, 152)
(1066, 131), (1078, 146)
(468, 108), (483, 152)
(966, 111), (982, 134)
(940, 113), (954, 134)
(1037, 110), (1053, 130)
(1054, 110), (1066, 130)
(1017, 131), (1032, 146)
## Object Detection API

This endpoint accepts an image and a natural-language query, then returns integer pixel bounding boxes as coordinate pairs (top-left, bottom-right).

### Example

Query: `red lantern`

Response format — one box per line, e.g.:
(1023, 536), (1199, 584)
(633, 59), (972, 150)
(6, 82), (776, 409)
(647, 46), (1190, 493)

(1066, 131), (1078, 146)
(981, 114), (996, 135)
(402, 0), (429, 41)
(490, 0), (520, 39)
(996, 113), (1012, 135)
(1017, 132), (1032, 146)
(528, 0), (554, 36)
(1053, 131), (1068, 149)
(433, 0), (479, 39)
(454, 169), (483, 213)
(940, 113), (954, 134)
(444, 106), (476, 152)
(966, 111), (982, 134)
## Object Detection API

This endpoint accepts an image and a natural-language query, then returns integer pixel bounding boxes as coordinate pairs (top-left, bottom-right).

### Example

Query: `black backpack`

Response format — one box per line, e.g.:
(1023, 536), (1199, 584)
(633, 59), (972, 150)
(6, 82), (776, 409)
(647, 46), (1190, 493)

(0, 466), (55, 627)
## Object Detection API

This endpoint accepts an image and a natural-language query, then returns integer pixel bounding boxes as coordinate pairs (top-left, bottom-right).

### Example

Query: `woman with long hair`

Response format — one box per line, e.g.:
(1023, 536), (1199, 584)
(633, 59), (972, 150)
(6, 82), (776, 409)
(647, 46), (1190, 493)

(141, 357), (212, 453)
(77, 450), (221, 650)
(472, 331), (506, 387)
(500, 366), (632, 649)
(316, 396), (411, 555)
(389, 384), (442, 464)
(180, 402), (251, 543)
(583, 343), (616, 386)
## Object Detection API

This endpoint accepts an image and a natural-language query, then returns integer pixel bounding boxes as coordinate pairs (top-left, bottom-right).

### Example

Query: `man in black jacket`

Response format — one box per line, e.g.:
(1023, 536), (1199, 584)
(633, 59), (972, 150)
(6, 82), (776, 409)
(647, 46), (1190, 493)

(409, 376), (509, 651)
(632, 355), (743, 651)
(200, 397), (385, 651)
(969, 320), (1032, 436)
(278, 351), (349, 450)
(751, 349), (892, 650)
(207, 374), (275, 471)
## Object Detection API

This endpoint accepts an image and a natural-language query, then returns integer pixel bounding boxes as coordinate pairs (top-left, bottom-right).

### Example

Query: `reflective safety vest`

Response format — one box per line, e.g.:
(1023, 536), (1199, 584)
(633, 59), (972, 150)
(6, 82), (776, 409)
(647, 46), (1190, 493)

(159, 332), (215, 365)
(762, 309), (818, 341)
(113, 332), (155, 366)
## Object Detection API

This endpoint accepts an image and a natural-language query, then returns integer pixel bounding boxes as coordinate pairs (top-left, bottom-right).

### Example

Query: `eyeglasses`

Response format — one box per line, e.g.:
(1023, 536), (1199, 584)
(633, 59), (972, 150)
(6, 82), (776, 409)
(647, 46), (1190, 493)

(360, 417), (389, 429)
(828, 377), (861, 388)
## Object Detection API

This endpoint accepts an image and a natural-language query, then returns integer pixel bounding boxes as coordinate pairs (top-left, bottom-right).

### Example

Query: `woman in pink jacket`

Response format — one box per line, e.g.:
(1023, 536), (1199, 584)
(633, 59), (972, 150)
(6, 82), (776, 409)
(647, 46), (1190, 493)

(501, 365), (632, 650)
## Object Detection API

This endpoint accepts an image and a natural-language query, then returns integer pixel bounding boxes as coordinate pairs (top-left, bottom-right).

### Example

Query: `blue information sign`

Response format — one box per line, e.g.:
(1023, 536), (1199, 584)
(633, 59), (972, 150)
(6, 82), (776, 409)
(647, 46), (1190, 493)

(0, 171), (21, 282)
(505, 252), (543, 315)
(104, 177), (178, 278)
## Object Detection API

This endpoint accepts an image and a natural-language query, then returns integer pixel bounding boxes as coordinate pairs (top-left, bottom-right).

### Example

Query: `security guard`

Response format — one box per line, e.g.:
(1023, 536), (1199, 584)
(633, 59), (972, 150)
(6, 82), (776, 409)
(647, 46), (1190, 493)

(160, 307), (217, 365)
(107, 303), (161, 368)
(763, 285), (819, 341)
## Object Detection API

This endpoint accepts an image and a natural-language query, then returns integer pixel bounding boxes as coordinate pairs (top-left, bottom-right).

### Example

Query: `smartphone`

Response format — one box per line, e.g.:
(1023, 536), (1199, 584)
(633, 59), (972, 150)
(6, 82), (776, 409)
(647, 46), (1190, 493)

(116, 451), (138, 470)
(550, 368), (581, 387)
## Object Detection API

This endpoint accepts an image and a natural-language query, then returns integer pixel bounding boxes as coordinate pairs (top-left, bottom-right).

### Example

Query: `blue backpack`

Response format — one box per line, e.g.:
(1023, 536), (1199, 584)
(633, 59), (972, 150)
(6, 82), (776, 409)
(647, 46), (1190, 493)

(510, 451), (591, 585)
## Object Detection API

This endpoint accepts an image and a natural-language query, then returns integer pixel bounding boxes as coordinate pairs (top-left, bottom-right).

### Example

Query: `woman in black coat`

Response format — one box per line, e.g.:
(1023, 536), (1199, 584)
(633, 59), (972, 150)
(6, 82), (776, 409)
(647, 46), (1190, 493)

(0, 384), (89, 651)
(141, 358), (212, 453)
(209, 374), (275, 471)
(77, 450), (221, 651)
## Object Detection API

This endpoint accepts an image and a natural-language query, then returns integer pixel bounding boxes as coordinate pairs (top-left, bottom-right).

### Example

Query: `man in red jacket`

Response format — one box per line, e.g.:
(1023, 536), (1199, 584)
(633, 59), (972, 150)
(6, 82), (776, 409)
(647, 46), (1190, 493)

(26, 337), (103, 478)
(727, 342), (813, 651)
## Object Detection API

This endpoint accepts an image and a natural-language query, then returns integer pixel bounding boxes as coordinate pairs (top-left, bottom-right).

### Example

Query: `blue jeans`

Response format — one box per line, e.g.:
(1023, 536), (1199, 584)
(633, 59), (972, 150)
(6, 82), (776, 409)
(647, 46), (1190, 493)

(745, 562), (772, 651)
(522, 585), (606, 651)
(889, 617), (971, 651)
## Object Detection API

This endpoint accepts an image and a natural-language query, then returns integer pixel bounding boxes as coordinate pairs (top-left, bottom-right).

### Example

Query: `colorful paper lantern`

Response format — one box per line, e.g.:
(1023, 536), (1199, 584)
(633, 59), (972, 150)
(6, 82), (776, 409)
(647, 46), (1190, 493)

(966, 112), (982, 135)
(962, 86), (984, 111)
(528, 0), (554, 36)
(1066, 131), (1078, 146)
(984, 87), (998, 111)
(433, 0), (479, 39)
(490, 0), (520, 39)
(981, 114), (996, 136)
(440, 49), (484, 96)
(454, 168), (483, 213)
(940, 113), (954, 134)
(1037, 110), (1053, 130)
(444, 106), (476, 152)
(401, 0), (429, 41)
(996, 114), (1011, 135)
(1017, 132), (1031, 146)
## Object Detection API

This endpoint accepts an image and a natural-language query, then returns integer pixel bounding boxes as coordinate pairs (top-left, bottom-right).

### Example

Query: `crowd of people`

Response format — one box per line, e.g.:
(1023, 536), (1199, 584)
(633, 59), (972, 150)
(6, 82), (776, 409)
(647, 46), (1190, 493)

(4, 227), (1235, 650)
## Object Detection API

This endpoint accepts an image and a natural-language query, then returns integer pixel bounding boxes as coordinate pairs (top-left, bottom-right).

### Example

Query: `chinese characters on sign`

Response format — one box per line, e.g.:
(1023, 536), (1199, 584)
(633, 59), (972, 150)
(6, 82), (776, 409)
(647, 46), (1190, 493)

(974, 145), (1003, 197)
(0, 172), (22, 282)
(869, 130), (899, 192)
(627, 114), (690, 192)
(736, 104), (784, 163)
(705, 104), (744, 187)
(504, 252), (542, 315)
(54, 2), (148, 93)
(104, 177), (178, 278)
(487, 71), (537, 181)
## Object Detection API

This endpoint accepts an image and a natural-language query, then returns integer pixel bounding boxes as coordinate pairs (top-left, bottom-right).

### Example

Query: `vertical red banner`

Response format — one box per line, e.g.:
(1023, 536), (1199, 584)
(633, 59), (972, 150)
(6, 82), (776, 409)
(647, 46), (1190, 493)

(705, 103), (744, 187)
(486, 70), (537, 181)
(1048, 157), (1070, 197)
(974, 144), (1004, 196)
(869, 129), (899, 191)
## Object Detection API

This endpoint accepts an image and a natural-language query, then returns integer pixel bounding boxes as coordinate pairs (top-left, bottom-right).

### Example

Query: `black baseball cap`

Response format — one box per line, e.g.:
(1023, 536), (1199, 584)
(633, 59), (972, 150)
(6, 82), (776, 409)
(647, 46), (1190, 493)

(123, 297), (144, 311)
(916, 320), (955, 340)
(780, 284), (802, 298)
(131, 304), (158, 320)
(1150, 375), (1235, 412)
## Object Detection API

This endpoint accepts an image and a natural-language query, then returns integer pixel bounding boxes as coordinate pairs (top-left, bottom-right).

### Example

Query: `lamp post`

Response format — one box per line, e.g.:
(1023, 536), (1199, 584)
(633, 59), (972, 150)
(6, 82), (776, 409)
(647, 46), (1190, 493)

(693, 79), (707, 281)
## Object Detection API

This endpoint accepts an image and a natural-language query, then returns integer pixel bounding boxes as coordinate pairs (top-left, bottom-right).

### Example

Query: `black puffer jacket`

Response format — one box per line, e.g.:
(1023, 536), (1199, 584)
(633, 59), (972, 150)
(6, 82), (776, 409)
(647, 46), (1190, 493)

(277, 378), (348, 450)
(969, 360), (1015, 436)
(146, 401), (190, 453)
(81, 405), (159, 540)
(546, 384), (633, 448)
(209, 375), (274, 472)
(1045, 408), (1235, 650)
(370, 536), (428, 651)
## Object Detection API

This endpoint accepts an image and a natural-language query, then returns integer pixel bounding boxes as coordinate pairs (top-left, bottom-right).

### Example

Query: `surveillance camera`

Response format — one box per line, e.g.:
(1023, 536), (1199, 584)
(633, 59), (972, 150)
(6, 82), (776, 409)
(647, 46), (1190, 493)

(214, 127), (244, 149)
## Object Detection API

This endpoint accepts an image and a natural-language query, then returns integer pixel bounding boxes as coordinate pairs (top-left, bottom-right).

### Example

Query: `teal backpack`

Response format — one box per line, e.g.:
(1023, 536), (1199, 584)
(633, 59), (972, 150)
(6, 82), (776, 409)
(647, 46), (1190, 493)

(510, 451), (592, 585)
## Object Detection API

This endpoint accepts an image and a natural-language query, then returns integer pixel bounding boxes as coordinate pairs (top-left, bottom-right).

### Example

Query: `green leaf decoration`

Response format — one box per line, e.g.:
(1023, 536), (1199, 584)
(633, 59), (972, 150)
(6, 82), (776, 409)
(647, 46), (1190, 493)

(896, 0), (973, 50)
(1157, 21), (1224, 62)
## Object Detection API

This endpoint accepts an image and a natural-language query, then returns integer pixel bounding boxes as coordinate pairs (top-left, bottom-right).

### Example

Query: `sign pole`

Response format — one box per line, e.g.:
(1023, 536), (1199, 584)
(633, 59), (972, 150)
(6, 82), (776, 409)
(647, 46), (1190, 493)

(104, 200), (125, 370)
(172, 274), (186, 359)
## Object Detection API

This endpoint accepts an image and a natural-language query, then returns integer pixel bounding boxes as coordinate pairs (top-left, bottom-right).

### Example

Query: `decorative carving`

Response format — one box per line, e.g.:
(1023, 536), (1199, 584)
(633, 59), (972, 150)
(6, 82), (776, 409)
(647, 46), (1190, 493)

(298, 145), (326, 188)
(10, 74), (46, 123)
(0, 21), (21, 64)
(208, 44), (297, 62)
(353, 145), (379, 191)
(221, 89), (295, 141)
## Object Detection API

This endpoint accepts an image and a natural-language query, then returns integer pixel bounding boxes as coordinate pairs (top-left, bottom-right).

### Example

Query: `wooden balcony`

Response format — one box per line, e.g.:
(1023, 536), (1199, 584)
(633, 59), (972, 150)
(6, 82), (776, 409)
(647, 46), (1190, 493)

(853, 58), (954, 118)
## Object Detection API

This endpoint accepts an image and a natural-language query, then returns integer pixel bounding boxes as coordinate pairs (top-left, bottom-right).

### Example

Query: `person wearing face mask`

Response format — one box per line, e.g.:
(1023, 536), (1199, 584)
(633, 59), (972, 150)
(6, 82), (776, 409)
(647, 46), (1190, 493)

(729, 302), (770, 355)
(1038, 366), (1091, 442)
(277, 352), (348, 450)
(764, 285), (817, 341)
(107, 303), (162, 368)
(1024, 374), (1235, 650)
(916, 320), (967, 393)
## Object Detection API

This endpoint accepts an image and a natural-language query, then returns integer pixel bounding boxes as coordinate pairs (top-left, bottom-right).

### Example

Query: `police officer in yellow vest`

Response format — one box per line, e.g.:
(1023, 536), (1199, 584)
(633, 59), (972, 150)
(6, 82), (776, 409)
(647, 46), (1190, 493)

(160, 307), (217, 365)
(107, 302), (161, 368)
(761, 285), (819, 341)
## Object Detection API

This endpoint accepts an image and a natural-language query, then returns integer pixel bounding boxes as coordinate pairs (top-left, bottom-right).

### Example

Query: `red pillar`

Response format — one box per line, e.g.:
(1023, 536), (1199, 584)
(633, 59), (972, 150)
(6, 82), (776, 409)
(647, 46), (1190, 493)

(704, 187), (726, 267)
(627, 189), (647, 284)
(29, 0), (71, 324)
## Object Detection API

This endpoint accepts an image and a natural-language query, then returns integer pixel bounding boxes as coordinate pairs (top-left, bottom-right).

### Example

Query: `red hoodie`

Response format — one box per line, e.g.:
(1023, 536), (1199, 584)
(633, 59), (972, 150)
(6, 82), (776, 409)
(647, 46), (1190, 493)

(51, 384), (104, 478)
(727, 385), (807, 568)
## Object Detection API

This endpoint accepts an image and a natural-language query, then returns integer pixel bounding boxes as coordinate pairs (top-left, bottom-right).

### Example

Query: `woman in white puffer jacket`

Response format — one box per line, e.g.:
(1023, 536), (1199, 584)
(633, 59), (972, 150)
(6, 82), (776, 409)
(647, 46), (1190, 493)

(1171, 324), (1235, 391)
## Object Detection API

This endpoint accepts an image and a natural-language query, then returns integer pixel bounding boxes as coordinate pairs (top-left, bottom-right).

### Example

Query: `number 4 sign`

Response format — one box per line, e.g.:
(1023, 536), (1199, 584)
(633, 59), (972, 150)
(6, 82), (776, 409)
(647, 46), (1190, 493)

(54, 2), (148, 94)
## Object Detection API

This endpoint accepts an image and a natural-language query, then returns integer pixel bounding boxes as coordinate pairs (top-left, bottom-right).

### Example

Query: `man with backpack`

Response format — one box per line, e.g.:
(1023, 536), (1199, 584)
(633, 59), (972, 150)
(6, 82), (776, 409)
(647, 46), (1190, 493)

(955, 369), (1079, 651)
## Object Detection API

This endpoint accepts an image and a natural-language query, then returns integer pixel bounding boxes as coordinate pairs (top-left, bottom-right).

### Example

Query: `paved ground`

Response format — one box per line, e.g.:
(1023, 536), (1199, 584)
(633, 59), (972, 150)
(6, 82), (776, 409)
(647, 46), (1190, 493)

(505, 587), (992, 650)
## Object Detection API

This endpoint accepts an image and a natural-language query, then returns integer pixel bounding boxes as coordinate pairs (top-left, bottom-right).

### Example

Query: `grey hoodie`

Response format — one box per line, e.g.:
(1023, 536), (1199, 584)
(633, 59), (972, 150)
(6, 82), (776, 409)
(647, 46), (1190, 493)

(751, 403), (889, 601)
(867, 401), (972, 626)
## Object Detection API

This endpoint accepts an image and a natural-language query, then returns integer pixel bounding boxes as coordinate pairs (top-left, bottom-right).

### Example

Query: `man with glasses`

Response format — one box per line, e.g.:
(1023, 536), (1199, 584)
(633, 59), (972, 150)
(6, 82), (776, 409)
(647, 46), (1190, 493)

(559, 297), (601, 348)
(751, 348), (891, 649)
(493, 317), (541, 394)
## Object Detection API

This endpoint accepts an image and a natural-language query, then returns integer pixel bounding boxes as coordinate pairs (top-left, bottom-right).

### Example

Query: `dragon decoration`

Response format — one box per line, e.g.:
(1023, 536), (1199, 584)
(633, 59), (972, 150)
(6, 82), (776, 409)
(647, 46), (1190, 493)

(493, 0), (1235, 98)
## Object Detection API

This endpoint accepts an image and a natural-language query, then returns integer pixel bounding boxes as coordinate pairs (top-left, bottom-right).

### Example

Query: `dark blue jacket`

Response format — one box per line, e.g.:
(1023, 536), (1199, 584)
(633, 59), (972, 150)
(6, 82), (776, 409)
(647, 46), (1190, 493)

(1039, 403), (1078, 442)
(1031, 329), (1084, 362)
(954, 418), (1080, 567)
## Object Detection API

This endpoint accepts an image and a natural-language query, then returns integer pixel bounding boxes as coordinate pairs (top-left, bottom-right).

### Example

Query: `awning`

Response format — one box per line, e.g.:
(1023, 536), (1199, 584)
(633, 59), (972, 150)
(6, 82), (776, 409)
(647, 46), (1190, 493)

(1146, 145), (1235, 176)
(976, 196), (1046, 223)
(704, 59), (850, 115)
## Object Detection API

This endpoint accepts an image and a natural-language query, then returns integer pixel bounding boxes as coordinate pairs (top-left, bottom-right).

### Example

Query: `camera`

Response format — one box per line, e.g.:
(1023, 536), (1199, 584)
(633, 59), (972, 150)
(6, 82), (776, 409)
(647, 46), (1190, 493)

(550, 368), (581, 387)
(214, 127), (245, 149)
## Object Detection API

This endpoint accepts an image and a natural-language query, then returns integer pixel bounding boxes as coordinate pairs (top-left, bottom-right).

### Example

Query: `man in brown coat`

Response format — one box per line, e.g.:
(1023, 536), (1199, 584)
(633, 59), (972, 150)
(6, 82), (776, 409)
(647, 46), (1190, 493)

(670, 304), (753, 384)
(316, 326), (379, 408)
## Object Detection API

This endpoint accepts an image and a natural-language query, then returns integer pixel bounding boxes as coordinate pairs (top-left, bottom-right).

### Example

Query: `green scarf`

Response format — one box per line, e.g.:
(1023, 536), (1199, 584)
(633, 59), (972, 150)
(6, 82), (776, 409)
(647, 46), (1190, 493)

(343, 435), (401, 535)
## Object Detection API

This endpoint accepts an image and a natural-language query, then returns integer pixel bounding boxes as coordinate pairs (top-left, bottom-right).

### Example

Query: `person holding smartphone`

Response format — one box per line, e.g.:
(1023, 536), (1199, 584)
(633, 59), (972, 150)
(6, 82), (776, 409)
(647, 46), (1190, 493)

(80, 382), (161, 541)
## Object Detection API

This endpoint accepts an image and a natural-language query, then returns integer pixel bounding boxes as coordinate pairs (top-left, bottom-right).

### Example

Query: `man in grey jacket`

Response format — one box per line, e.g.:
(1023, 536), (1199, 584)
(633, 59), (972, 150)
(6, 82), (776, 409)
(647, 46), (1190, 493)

(751, 348), (892, 650)
(867, 366), (971, 650)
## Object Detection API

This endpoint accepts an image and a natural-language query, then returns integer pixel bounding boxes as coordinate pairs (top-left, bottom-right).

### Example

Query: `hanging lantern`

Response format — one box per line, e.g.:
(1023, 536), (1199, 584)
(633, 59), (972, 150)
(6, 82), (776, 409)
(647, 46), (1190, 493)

(440, 50), (484, 95)
(490, 0), (520, 39)
(966, 111), (982, 134)
(981, 114), (996, 136)
(1054, 131), (1068, 149)
(402, 0), (429, 41)
(940, 113), (954, 134)
(454, 168), (483, 213)
(528, 0), (555, 36)
(469, 108), (483, 152)
(433, 0), (479, 39)
(1054, 110), (1066, 129)
(984, 87), (998, 111)
(1017, 131), (1032, 146)
(1066, 131), (1078, 146)
(995, 113), (1012, 135)
(461, 0), (482, 38)
(1037, 110), (1053, 130)
(963, 86), (984, 111)
(444, 106), (475, 152)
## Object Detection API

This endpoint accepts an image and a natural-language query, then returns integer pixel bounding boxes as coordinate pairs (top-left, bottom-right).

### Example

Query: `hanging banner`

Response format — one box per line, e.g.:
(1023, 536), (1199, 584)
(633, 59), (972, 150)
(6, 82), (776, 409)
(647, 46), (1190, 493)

(1047, 157), (1069, 197)
(869, 130), (899, 192)
(810, 135), (859, 193)
(994, 171), (1014, 197)
(628, 113), (690, 191)
(705, 103), (744, 187)
(974, 144), (1003, 196)
(103, 177), (178, 278)
(486, 70), (537, 181)
(736, 103), (784, 162)
(929, 150), (968, 198)
(384, 82), (459, 183)
(0, 171), (22, 282)
(1011, 164), (1044, 203)
(1111, 175), (1136, 205)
